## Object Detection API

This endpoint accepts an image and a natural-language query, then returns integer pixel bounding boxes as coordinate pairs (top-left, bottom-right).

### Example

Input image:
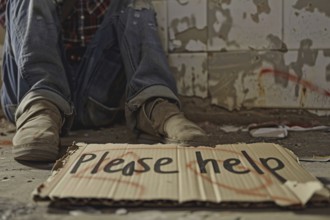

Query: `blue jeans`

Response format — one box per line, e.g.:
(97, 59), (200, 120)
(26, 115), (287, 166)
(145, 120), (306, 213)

(1, 0), (179, 131)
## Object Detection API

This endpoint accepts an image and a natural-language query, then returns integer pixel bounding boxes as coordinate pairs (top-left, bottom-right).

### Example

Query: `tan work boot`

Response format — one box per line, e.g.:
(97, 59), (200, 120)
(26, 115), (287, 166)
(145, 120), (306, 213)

(136, 98), (208, 145)
(163, 113), (207, 145)
(13, 100), (62, 162)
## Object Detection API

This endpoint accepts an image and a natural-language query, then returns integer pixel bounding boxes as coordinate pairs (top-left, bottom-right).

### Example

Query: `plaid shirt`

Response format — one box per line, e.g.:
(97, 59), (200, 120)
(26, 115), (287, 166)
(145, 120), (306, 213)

(0, 0), (111, 63)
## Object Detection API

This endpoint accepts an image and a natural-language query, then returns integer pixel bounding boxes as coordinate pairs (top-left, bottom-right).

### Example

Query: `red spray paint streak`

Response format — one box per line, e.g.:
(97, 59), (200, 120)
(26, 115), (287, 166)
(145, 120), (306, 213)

(260, 68), (330, 97)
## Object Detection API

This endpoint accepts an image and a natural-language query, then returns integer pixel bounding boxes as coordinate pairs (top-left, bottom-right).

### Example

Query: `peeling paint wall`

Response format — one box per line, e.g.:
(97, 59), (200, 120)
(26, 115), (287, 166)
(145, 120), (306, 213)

(0, 1), (329, 111)
(153, 0), (330, 111)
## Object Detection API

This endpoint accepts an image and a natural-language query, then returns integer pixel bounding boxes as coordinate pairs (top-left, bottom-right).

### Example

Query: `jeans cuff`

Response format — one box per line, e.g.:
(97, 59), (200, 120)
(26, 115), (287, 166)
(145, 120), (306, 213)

(125, 85), (180, 132)
(15, 89), (74, 133)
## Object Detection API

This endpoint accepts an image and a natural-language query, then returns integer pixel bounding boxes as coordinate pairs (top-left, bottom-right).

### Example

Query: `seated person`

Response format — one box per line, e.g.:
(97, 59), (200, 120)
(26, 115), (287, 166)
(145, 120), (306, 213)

(0, 0), (207, 162)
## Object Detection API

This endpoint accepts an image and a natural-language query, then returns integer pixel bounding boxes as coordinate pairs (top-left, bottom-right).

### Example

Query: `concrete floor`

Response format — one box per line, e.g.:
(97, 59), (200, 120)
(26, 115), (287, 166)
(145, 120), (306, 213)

(0, 109), (329, 220)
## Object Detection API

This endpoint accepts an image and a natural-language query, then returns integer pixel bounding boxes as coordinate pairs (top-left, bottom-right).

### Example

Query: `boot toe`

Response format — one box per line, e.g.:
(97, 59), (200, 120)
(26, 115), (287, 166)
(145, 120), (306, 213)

(12, 100), (62, 162)
(13, 143), (59, 162)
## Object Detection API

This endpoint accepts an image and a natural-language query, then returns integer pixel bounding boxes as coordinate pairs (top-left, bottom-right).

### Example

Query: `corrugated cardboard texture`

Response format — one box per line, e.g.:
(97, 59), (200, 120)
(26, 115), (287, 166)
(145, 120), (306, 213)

(33, 143), (330, 207)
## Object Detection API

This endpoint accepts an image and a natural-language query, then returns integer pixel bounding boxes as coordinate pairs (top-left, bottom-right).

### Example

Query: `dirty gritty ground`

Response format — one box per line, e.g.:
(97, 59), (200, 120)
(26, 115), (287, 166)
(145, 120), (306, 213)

(0, 99), (330, 220)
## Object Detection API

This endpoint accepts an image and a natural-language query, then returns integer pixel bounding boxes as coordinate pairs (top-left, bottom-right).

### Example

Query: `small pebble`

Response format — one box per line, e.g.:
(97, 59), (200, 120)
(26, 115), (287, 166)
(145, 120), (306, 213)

(115, 208), (128, 215)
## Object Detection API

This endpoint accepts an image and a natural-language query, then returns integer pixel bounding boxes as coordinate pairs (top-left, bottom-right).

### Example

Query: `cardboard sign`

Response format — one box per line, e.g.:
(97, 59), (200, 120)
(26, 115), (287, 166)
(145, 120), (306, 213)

(33, 143), (330, 207)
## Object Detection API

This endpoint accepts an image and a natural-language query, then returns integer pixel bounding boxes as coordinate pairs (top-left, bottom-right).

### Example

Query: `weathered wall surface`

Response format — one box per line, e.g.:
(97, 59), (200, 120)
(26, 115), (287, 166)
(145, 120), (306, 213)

(153, 0), (330, 111)
(0, 1), (329, 112)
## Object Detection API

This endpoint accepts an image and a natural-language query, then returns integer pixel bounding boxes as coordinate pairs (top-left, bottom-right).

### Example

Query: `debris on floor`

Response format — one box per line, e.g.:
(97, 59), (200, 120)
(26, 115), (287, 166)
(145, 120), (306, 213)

(219, 125), (245, 133)
(115, 208), (128, 215)
(299, 155), (330, 162)
(218, 122), (330, 139)
(249, 125), (288, 138)
(69, 207), (102, 216)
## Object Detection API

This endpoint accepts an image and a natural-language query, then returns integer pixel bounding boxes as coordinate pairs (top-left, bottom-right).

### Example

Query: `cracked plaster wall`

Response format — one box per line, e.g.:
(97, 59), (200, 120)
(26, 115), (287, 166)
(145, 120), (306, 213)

(153, 0), (330, 111)
(0, 1), (329, 112)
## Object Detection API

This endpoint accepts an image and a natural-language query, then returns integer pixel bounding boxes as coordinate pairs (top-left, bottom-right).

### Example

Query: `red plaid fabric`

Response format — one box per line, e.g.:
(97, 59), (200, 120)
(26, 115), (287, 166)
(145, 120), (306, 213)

(63, 0), (111, 62)
(0, 0), (112, 63)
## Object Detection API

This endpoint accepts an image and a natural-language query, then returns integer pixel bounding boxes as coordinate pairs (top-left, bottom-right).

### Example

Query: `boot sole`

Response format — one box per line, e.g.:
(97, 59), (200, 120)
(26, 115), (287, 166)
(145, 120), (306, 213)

(12, 143), (59, 162)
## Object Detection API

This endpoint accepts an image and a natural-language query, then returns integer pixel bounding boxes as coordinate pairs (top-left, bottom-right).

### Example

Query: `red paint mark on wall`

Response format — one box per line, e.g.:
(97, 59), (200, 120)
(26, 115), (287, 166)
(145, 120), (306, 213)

(260, 68), (330, 97)
(0, 140), (12, 146)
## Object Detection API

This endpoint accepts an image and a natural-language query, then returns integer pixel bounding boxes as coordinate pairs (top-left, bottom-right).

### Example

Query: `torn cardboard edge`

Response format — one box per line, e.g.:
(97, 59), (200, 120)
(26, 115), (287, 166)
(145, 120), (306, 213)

(33, 142), (330, 208)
